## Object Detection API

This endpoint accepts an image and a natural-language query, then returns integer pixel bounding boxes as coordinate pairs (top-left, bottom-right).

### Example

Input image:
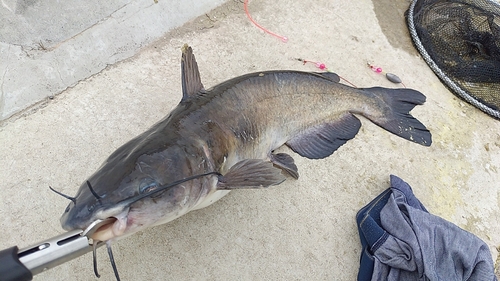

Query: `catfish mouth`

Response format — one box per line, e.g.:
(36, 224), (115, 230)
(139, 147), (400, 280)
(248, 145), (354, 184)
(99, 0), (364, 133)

(91, 211), (129, 242)
(91, 218), (117, 240)
(85, 215), (128, 281)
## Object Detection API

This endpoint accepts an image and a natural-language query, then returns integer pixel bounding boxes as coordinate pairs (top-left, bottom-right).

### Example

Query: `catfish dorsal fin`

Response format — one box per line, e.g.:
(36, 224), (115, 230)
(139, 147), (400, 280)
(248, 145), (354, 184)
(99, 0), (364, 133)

(181, 44), (205, 101)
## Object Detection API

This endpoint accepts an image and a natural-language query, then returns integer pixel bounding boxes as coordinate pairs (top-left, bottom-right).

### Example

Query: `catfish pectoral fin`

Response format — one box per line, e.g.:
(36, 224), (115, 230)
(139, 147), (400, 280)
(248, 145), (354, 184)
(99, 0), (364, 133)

(286, 113), (362, 160)
(270, 152), (299, 179)
(216, 159), (286, 190)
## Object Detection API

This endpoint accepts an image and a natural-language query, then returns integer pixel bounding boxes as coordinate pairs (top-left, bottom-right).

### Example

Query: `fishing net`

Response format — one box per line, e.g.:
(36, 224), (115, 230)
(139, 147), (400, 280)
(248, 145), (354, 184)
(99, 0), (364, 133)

(407, 0), (500, 119)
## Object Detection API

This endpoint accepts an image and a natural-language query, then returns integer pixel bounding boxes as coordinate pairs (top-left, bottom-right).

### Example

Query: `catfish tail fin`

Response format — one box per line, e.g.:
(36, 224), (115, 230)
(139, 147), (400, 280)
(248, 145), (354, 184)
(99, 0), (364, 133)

(362, 87), (432, 146)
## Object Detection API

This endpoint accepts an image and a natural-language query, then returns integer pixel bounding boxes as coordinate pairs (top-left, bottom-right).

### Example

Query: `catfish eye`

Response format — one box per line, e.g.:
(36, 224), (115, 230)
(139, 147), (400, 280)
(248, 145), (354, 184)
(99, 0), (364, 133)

(139, 178), (159, 194)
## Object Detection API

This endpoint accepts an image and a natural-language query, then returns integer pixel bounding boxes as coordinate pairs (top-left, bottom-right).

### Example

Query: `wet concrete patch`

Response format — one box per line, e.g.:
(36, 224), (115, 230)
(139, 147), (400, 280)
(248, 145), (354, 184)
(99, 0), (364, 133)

(371, 0), (419, 55)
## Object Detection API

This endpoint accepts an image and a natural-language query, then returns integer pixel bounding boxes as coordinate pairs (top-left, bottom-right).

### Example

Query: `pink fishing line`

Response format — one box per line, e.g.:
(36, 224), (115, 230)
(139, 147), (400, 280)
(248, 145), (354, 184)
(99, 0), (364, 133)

(244, 0), (288, 42)
(299, 59), (358, 88)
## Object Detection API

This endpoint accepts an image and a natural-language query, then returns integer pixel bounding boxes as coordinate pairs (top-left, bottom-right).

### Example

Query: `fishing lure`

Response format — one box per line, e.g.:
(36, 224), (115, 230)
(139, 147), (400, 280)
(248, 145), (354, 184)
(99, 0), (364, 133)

(296, 58), (357, 87)
(367, 63), (406, 87)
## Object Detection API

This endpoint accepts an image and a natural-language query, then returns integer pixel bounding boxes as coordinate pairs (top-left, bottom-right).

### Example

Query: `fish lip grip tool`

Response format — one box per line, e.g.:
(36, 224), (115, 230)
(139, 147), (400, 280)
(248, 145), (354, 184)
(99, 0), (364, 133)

(0, 218), (114, 281)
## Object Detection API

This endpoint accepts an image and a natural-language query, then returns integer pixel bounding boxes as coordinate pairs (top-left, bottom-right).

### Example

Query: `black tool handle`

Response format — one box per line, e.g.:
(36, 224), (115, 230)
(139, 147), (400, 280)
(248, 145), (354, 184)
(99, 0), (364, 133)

(0, 246), (33, 281)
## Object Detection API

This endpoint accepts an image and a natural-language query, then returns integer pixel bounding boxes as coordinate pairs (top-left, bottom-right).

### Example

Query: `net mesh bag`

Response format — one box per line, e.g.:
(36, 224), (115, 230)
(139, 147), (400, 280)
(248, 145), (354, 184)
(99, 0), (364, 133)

(407, 0), (500, 119)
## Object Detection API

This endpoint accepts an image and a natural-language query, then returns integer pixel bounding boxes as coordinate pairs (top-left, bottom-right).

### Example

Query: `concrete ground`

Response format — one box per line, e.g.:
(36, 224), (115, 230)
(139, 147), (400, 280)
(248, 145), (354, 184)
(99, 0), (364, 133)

(1, 0), (500, 280)
(0, 0), (225, 120)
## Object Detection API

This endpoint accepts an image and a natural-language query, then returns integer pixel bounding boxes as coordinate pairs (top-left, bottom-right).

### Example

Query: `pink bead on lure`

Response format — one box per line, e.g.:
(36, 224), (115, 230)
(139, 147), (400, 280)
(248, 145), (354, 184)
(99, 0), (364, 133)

(297, 58), (357, 88)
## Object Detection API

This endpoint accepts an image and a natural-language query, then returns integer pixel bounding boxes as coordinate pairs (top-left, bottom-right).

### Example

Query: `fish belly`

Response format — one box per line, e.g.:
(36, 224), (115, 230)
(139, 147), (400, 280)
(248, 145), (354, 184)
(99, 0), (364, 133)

(191, 190), (231, 210)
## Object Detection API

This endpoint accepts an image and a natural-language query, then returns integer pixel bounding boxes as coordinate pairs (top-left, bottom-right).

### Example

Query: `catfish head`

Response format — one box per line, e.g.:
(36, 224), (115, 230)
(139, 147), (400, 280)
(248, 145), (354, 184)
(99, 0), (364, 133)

(56, 44), (224, 244)
(57, 138), (217, 242)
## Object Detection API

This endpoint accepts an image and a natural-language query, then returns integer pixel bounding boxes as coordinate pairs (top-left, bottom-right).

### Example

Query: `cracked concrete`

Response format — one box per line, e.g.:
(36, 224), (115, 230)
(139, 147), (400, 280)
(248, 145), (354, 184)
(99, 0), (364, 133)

(0, 0), (226, 120)
(0, 66), (7, 114)
(0, 0), (499, 280)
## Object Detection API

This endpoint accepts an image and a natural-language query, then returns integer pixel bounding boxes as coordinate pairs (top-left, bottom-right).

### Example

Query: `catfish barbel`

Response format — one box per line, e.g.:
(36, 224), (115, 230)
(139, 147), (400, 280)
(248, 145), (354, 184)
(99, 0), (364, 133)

(53, 44), (432, 279)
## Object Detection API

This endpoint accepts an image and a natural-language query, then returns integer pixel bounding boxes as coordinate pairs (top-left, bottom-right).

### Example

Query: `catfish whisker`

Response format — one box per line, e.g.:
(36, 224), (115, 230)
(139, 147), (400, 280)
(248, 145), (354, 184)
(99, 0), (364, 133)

(49, 186), (77, 204)
(87, 180), (104, 201)
(106, 241), (121, 281)
(92, 240), (121, 281)
(117, 171), (221, 207)
(92, 241), (100, 278)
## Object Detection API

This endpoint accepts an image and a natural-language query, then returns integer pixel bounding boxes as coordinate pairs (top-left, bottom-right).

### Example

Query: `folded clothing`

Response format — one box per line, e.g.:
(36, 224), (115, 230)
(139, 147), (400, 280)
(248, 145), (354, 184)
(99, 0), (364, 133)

(356, 175), (497, 281)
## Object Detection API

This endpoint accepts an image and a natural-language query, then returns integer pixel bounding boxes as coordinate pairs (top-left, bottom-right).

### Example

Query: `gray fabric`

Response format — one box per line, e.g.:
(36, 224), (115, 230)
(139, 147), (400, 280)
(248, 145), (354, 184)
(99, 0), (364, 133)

(371, 176), (497, 281)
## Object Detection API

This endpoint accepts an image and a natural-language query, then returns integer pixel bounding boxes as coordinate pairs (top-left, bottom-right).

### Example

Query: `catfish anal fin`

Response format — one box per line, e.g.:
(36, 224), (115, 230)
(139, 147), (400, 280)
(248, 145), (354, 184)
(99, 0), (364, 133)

(181, 44), (204, 101)
(270, 153), (299, 179)
(217, 159), (286, 190)
(286, 113), (362, 159)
